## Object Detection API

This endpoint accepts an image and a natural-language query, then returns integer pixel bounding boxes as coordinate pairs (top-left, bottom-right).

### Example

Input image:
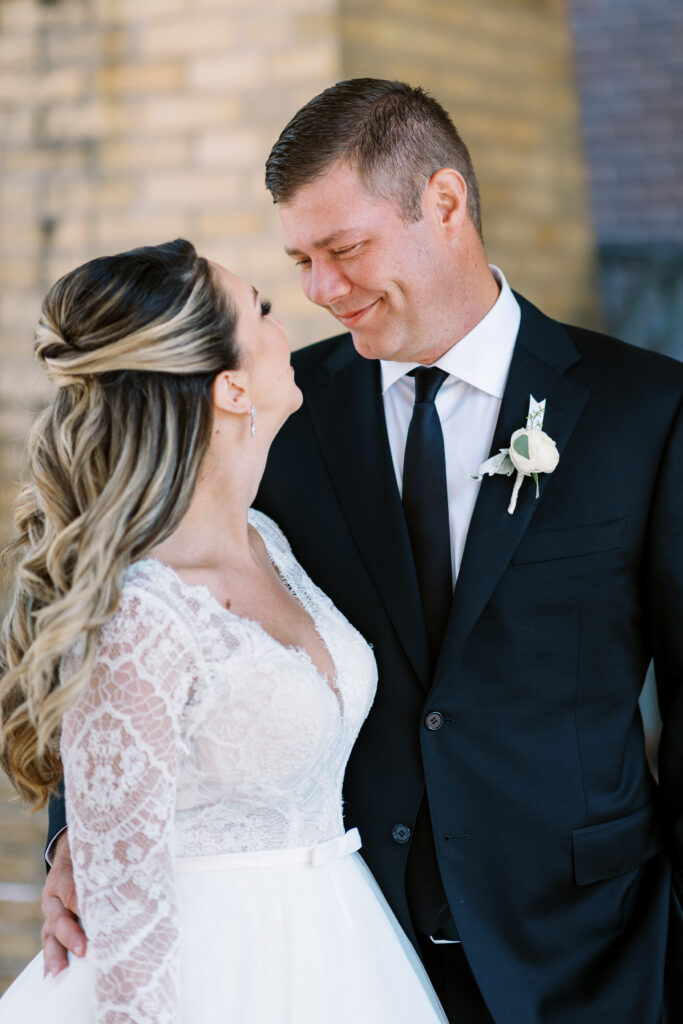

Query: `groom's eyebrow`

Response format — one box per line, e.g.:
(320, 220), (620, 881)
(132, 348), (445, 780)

(284, 230), (357, 257)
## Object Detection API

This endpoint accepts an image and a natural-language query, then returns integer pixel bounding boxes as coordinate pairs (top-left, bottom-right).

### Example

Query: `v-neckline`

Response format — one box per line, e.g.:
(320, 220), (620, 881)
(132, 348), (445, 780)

(132, 521), (343, 717)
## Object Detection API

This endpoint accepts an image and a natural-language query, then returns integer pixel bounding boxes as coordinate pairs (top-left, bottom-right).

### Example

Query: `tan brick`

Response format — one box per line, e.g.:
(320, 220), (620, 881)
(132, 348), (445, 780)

(95, 63), (184, 96)
(196, 210), (266, 238)
(0, 260), (38, 292)
(44, 100), (138, 142)
(2, 110), (34, 145)
(0, 0), (40, 32)
(92, 212), (191, 248)
(186, 52), (267, 92)
(0, 293), (44, 336)
(0, 219), (43, 256)
(43, 27), (102, 65)
(0, 71), (32, 104)
(92, 0), (188, 21)
(140, 168), (241, 208)
(195, 128), (264, 167)
(270, 41), (338, 81)
(0, 31), (36, 66)
(42, 176), (136, 212)
(0, 359), (44, 401)
(193, 0), (267, 8)
(50, 217), (91, 253)
(138, 94), (242, 134)
(100, 138), (189, 171)
(139, 16), (236, 59)
(36, 67), (87, 104)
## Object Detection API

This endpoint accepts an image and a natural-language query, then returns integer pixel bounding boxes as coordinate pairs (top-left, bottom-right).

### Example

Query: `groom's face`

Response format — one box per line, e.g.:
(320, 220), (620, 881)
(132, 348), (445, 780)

(278, 162), (454, 364)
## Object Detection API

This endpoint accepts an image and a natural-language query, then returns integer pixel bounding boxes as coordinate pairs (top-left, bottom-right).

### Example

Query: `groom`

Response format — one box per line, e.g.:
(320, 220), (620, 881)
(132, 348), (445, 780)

(255, 80), (683, 1021)
(43, 80), (682, 1021)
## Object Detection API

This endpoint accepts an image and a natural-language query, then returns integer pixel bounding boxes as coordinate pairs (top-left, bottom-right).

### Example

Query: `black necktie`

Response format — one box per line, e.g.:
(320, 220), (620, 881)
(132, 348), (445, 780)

(402, 366), (453, 667)
(402, 366), (456, 938)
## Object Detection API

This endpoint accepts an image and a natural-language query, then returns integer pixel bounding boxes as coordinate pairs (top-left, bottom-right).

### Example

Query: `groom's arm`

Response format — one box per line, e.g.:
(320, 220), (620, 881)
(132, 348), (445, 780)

(46, 780), (67, 865)
(42, 781), (87, 977)
(645, 393), (683, 1011)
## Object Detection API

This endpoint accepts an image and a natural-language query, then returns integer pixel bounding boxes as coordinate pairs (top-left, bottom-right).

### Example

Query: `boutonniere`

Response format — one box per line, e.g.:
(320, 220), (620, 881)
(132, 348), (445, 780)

(471, 395), (560, 514)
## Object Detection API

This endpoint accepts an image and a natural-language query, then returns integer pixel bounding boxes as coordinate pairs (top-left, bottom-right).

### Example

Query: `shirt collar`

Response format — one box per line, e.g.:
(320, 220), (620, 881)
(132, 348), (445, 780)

(380, 266), (521, 399)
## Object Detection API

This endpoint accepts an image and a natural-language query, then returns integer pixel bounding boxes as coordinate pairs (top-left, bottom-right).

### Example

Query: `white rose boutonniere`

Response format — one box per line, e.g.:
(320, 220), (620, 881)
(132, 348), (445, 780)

(471, 395), (560, 514)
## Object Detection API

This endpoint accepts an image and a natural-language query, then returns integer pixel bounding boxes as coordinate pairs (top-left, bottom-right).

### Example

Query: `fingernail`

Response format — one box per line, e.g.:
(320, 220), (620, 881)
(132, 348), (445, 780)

(49, 965), (60, 978)
(74, 942), (85, 957)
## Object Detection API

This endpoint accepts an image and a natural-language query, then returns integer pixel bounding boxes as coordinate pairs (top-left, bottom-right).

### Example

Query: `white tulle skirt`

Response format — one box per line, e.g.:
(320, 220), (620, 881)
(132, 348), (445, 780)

(0, 830), (447, 1023)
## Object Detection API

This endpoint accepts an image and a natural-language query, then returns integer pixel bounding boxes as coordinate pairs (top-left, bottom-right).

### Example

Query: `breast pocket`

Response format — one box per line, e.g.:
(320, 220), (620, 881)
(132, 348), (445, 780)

(511, 517), (628, 565)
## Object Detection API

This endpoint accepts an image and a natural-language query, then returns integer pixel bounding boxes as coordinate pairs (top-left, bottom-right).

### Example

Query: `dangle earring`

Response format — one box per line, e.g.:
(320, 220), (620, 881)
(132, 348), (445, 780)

(250, 405), (257, 438)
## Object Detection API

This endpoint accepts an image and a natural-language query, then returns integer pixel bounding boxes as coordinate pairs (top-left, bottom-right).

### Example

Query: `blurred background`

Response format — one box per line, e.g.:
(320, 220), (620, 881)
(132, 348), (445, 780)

(0, 0), (681, 995)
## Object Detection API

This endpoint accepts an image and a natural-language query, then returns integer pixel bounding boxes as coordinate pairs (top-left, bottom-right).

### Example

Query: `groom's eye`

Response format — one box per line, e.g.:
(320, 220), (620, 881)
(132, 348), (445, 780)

(335, 243), (362, 258)
(260, 299), (272, 317)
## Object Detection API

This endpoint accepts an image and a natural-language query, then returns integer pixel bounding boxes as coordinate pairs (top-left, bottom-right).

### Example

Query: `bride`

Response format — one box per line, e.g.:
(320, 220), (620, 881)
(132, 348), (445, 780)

(0, 239), (446, 1023)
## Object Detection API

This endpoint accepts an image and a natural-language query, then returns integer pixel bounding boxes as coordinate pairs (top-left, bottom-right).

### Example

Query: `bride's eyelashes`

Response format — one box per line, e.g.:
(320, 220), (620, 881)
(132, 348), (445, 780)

(260, 299), (272, 317)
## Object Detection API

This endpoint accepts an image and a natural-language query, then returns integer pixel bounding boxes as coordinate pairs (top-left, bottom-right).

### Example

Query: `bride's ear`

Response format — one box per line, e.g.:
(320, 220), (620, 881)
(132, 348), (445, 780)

(211, 370), (252, 418)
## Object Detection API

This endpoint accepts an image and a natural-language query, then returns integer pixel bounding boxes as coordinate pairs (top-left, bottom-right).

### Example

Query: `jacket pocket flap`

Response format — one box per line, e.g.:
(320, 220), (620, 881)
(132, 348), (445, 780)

(512, 518), (627, 565)
(572, 803), (664, 886)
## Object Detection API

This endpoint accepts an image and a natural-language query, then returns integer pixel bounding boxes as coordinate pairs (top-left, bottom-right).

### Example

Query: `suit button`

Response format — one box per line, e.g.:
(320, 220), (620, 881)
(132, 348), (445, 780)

(425, 711), (444, 730)
(392, 824), (411, 844)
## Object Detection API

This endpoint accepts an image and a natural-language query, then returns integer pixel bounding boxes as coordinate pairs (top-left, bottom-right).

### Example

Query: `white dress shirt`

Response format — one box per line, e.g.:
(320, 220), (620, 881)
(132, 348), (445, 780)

(380, 266), (521, 582)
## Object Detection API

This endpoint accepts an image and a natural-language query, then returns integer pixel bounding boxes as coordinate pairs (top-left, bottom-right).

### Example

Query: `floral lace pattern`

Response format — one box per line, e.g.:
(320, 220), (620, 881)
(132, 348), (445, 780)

(61, 510), (378, 1023)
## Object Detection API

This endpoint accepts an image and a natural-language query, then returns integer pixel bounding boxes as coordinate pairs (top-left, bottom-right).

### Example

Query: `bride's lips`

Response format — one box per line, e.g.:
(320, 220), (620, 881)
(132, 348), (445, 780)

(334, 299), (380, 328)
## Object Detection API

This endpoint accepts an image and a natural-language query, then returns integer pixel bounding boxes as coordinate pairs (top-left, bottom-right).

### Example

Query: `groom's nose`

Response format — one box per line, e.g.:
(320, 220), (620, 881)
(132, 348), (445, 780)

(304, 260), (352, 308)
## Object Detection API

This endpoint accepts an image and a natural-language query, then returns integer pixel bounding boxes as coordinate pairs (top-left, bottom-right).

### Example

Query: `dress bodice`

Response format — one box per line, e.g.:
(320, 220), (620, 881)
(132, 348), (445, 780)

(60, 510), (378, 1022)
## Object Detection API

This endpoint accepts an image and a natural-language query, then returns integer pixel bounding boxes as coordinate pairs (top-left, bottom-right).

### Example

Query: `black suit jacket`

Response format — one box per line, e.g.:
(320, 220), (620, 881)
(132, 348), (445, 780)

(253, 294), (683, 1022)
(49, 294), (682, 1022)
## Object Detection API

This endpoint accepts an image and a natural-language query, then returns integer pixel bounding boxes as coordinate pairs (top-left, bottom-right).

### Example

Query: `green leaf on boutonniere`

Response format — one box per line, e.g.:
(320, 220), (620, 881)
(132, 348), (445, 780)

(513, 434), (530, 459)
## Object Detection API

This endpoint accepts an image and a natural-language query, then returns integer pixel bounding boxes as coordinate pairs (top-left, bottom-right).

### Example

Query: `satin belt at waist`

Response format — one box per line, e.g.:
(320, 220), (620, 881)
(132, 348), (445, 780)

(175, 828), (362, 873)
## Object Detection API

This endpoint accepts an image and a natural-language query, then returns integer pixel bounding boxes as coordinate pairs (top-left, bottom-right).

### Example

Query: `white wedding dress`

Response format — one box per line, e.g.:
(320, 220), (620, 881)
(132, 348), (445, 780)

(0, 510), (446, 1023)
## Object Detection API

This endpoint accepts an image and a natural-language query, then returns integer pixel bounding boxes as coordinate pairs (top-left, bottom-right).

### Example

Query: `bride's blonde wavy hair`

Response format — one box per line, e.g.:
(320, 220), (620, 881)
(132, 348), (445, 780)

(0, 238), (238, 807)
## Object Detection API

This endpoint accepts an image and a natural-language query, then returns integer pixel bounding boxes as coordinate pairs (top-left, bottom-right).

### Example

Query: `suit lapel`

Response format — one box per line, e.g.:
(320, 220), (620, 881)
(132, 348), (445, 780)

(304, 341), (432, 687)
(439, 296), (590, 668)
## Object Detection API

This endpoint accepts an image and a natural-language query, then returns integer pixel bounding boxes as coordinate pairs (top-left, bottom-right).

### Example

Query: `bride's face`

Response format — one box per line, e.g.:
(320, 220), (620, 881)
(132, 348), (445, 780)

(213, 263), (302, 430)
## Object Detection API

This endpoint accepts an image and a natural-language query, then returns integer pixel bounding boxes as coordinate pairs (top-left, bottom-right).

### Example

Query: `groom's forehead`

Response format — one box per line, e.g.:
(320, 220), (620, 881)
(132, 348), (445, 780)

(277, 170), (395, 252)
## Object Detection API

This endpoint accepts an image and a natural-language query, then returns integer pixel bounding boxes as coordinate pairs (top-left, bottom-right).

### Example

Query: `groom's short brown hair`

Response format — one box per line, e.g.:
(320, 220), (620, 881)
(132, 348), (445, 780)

(265, 78), (483, 239)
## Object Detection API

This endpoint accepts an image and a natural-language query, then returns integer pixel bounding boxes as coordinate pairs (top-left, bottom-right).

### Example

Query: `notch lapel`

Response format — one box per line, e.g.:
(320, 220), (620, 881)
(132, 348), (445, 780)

(439, 297), (590, 668)
(305, 342), (432, 687)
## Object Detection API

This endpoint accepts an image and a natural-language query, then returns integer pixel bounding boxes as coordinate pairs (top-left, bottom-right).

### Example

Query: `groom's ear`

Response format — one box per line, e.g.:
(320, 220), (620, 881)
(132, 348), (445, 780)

(211, 370), (252, 417)
(425, 167), (468, 240)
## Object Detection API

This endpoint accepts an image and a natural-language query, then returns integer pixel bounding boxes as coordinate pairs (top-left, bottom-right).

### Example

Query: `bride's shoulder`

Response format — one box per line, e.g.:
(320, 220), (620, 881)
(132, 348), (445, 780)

(105, 560), (196, 643)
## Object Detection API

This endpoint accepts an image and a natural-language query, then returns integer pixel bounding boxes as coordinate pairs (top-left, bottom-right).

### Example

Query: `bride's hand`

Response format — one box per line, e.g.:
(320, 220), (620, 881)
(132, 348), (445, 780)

(41, 830), (87, 977)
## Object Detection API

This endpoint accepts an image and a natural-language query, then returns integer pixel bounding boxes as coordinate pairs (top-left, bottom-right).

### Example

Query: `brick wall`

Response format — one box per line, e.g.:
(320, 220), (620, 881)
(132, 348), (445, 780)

(0, 0), (341, 547)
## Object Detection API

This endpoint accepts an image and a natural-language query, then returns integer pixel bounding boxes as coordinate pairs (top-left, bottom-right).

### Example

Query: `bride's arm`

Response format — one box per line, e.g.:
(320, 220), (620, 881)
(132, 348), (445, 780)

(60, 586), (197, 1024)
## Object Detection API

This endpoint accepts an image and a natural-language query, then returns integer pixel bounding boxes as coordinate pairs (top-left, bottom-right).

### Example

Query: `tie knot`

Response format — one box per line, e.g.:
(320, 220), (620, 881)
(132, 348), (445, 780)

(409, 366), (449, 404)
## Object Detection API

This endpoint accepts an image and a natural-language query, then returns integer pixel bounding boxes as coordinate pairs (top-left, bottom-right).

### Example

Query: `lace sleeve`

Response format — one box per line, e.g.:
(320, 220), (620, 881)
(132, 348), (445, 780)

(61, 585), (198, 1024)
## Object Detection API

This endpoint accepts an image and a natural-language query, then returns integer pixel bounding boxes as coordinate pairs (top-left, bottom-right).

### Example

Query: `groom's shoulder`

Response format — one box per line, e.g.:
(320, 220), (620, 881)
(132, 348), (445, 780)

(519, 292), (683, 395)
(564, 320), (682, 376)
(561, 320), (683, 407)
(291, 331), (357, 388)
